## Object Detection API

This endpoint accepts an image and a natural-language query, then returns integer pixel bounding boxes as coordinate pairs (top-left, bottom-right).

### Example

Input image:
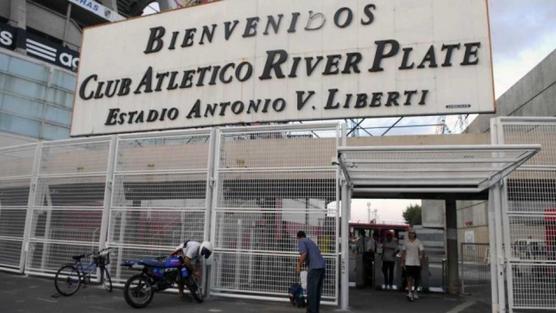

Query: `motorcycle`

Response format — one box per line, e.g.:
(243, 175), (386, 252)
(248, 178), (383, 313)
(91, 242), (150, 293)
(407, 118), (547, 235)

(120, 256), (203, 308)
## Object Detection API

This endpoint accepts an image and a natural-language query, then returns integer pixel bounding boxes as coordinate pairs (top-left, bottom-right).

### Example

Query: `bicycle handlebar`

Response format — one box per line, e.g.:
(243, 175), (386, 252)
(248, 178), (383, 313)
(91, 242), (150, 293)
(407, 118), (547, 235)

(83, 247), (113, 258)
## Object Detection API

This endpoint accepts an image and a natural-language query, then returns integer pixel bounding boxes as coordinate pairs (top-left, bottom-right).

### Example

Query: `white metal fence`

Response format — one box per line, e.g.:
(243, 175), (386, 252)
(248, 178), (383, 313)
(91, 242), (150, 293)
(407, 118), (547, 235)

(109, 130), (214, 283)
(25, 138), (113, 275)
(0, 124), (340, 304)
(0, 144), (35, 272)
(210, 125), (339, 304)
(495, 117), (556, 312)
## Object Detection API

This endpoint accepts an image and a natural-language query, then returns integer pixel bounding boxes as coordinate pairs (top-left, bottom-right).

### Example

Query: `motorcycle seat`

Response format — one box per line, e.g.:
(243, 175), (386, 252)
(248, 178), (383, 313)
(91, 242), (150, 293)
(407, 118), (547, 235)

(140, 259), (166, 267)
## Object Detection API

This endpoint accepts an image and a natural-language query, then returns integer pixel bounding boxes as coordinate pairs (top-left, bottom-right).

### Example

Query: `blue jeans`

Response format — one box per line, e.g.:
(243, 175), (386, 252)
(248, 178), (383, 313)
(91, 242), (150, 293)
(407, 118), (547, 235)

(307, 268), (325, 313)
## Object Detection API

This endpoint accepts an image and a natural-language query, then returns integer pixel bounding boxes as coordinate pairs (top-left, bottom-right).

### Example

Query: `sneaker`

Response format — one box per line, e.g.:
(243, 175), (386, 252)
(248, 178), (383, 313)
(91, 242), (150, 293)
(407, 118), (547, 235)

(413, 292), (419, 300)
(407, 292), (414, 301)
(387, 285), (392, 290)
(392, 285), (398, 291)
(381, 284), (386, 290)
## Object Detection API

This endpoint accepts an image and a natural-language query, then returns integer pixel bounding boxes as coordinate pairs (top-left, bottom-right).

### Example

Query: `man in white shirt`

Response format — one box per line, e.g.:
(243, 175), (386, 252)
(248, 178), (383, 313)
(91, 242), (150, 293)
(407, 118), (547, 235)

(171, 240), (212, 298)
(174, 240), (202, 262)
(401, 230), (424, 301)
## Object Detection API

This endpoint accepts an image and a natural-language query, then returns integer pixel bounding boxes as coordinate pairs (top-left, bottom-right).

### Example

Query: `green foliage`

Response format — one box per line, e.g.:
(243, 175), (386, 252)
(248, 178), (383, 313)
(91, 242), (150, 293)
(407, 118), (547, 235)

(402, 204), (422, 225)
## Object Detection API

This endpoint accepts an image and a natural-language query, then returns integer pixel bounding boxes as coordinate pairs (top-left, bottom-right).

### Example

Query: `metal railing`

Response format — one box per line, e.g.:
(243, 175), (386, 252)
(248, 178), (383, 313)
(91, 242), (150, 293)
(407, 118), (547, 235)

(497, 117), (556, 311)
(0, 123), (341, 305)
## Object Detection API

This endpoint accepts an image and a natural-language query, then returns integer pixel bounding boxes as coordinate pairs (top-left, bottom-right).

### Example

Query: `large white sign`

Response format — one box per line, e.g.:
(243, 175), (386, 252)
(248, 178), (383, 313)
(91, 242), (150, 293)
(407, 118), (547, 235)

(71, 0), (494, 136)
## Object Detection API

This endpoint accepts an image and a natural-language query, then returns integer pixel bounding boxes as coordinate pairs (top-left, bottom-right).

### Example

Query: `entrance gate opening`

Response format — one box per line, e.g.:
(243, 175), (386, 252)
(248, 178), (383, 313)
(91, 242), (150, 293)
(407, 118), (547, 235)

(337, 143), (540, 311)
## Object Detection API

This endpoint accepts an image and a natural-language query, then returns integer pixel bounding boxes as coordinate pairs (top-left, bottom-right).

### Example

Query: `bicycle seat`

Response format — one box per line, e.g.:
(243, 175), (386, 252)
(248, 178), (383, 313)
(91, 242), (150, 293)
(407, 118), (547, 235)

(72, 254), (85, 261)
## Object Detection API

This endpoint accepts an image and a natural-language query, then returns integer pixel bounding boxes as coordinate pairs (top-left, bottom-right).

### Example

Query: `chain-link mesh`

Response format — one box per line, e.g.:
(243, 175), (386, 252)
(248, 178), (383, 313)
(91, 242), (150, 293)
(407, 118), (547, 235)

(0, 144), (36, 178)
(26, 139), (111, 274)
(0, 125), (340, 303)
(213, 252), (337, 299)
(460, 243), (490, 295)
(115, 135), (210, 172)
(212, 126), (339, 303)
(0, 145), (36, 270)
(504, 123), (556, 166)
(109, 209), (205, 247)
(27, 242), (99, 273)
(502, 120), (556, 311)
(109, 132), (211, 282)
(29, 209), (103, 242)
(510, 263), (556, 309)
(39, 140), (111, 175)
(112, 173), (207, 208)
(0, 239), (23, 267)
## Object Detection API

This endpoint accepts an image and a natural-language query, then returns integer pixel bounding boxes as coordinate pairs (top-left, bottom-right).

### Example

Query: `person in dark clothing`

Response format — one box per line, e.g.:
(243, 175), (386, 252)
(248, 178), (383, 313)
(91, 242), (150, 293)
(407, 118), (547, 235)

(296, 231), (325, 313)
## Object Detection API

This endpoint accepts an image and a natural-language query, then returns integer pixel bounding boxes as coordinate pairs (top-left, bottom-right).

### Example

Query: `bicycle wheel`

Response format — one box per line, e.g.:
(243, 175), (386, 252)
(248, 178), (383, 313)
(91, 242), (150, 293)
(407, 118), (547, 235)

(54, 265), (81, 296)
(185, 277), (203, 303)
(101, 267), (112, 292)
(124, 274), (154, 308)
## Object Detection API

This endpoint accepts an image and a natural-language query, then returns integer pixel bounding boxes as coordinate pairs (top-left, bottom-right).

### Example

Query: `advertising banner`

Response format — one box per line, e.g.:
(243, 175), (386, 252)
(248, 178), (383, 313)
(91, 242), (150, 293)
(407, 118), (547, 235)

(69, 0), (125, 22)
(0, 22), (79, 72)
(72, 0), (494, 136)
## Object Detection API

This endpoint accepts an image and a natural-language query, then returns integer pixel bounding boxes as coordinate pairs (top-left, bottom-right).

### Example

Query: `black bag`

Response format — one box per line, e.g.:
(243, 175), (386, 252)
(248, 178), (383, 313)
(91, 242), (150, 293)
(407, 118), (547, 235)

(288, 283), (306, 308)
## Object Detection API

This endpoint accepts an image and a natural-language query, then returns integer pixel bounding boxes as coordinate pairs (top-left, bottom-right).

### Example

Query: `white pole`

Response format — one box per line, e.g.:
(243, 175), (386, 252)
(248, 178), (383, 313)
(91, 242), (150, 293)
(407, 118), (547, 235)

(367, 202), (371, 224)
(493, 183), (507, 313)
(340, 180), (350, 310)
(234, 219), (242, 289)
(490, 118), (506, 313)
(248, 224), (254, 285)
(98, 136), (117, 279)
(20, 143), (42, 273)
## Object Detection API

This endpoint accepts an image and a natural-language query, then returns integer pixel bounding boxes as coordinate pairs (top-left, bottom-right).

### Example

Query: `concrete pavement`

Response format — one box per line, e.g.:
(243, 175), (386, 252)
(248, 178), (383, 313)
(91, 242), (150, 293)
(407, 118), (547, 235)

(0, 271), (489, 313)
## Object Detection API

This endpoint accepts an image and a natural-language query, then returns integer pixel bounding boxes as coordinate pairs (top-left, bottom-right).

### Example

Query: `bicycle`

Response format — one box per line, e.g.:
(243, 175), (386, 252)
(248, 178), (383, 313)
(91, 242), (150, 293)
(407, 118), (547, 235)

(54, 247), (113, 296)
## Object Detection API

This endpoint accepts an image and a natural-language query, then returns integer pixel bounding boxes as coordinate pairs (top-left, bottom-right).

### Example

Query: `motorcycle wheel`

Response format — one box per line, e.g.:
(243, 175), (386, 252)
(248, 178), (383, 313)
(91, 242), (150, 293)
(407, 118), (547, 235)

(124, 274), (154, 308)
(185, 277), (203, 303)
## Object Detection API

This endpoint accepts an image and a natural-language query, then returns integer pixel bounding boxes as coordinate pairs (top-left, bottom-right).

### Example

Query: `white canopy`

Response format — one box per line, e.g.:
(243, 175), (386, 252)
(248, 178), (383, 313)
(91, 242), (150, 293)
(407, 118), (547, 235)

(337, 144), (540, 194)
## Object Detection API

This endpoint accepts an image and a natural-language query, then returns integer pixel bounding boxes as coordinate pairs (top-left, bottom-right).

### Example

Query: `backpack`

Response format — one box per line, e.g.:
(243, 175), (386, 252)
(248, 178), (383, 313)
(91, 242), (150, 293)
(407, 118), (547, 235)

(288, 283), (306, 308)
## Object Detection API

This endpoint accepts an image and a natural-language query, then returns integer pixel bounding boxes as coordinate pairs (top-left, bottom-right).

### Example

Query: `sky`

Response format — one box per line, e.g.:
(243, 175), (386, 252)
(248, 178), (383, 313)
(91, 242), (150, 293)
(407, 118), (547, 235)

(144, 1), (556, 223)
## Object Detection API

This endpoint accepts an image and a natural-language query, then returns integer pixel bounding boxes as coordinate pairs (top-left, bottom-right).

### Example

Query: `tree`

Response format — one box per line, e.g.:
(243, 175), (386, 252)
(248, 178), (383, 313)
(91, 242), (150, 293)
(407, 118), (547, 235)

(403, 204), (422, 225)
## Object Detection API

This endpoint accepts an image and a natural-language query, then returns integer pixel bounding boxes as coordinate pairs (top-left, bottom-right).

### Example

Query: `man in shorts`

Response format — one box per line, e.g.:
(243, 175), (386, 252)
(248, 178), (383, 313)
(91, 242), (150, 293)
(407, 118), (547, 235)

(401, 230), (424, 301)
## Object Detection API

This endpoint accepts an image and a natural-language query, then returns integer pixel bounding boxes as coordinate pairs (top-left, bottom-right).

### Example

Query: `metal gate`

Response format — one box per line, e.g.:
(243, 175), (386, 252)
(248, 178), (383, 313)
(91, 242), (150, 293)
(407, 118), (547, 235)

(494, 117), (556, 311)
(0, 144), (36, 272)
(210, 124), (340, 304)
(0, 124), (340, 304)
(108, 129), (214, 283)
(460, 243), (490, 294)
(24, 137), (113, 275)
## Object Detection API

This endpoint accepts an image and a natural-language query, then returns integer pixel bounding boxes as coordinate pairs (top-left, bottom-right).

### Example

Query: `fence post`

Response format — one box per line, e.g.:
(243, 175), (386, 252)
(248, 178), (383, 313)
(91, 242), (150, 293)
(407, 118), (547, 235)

(460, 243), (465, 294)
(99, 136), (117, 250)
(19, 143), (42, 273)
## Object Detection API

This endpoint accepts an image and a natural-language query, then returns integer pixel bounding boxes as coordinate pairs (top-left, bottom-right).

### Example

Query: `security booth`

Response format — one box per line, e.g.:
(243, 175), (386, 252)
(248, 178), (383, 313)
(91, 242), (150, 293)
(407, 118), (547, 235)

(337, 143), (540, 310)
